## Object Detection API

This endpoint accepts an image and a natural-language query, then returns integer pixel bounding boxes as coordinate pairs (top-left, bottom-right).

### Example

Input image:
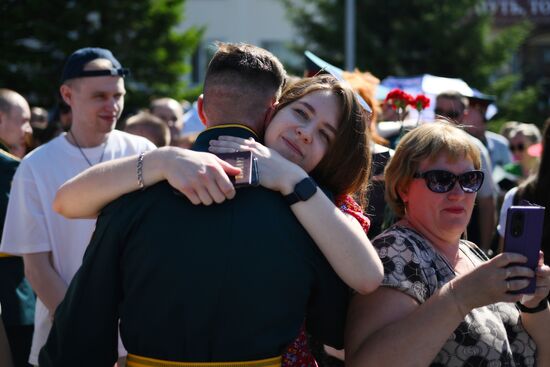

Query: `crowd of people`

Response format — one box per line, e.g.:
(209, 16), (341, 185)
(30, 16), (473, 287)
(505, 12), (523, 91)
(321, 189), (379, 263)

(0, 42), (548, 367)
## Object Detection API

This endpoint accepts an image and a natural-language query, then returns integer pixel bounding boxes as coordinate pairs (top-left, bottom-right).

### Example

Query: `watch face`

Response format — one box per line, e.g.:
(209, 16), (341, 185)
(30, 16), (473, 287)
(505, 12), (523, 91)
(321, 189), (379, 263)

(296, 177), (317, 201)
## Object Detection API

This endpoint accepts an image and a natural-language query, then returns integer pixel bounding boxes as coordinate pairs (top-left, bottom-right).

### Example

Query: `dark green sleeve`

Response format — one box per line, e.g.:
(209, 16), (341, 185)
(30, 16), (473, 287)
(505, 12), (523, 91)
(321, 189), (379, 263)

(38, 196), (130, 367)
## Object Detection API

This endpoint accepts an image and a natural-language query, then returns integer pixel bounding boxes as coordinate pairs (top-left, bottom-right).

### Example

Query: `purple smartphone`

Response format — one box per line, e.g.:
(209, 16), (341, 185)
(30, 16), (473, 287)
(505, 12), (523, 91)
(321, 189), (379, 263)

(504, 205), (545, 294)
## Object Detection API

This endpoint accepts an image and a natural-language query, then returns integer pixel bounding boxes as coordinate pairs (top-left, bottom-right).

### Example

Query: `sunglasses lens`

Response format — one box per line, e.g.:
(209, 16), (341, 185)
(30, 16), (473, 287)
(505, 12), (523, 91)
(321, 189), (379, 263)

(511, 144), (525, 152)
(459, 171), (484, 193)
(425, 171), (455, 193)
(419, 170), (484, 193)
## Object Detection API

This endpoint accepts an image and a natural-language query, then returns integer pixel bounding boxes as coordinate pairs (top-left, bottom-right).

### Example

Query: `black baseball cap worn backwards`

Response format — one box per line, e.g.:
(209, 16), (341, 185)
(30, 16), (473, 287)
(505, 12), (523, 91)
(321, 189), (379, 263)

(61, 47), (129, 83)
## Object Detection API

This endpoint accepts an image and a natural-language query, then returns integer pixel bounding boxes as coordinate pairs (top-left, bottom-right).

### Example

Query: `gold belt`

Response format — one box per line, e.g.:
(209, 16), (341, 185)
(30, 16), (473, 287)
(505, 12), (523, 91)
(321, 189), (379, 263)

(0, 252), (15, 258)
(126, 354), (282, 367)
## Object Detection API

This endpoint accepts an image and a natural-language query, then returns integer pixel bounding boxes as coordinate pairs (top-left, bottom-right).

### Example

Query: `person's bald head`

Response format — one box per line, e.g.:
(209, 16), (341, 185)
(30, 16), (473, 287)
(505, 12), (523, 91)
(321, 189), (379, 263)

(150, 98), (184, 129)
(0, 89), (31, 150)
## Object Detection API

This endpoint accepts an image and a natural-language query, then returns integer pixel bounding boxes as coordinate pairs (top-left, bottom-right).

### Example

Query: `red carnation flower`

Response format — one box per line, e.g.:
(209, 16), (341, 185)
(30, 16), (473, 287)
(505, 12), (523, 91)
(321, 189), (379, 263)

(411, 95), (430, 111)
(384, 89), (414, 115)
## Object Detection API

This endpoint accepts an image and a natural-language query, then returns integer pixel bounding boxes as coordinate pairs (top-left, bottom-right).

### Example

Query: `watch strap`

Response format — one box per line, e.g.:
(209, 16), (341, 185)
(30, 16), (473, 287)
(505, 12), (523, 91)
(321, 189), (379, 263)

(517, 299), (549, 313)
(284, 177), (317, 205)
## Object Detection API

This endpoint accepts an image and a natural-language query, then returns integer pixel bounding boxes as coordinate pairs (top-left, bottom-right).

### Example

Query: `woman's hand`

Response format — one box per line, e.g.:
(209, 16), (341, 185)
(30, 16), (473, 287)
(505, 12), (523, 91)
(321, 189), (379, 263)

(157, 147), (241, 205)
(520, 251), (550, 308)
(208, 136), (307, 194)
(452, 252), (534, 312)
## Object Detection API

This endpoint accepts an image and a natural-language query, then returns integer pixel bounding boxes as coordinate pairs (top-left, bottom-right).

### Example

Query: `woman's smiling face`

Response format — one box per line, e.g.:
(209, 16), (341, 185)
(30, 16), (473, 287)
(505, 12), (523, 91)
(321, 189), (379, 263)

(264, 90), (341, 173)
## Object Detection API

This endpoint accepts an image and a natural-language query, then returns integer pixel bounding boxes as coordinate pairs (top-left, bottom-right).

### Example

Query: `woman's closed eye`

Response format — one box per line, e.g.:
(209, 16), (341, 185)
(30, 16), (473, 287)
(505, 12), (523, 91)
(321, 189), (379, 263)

(319, 129), (331, 143)
(293, 108), (309, 120)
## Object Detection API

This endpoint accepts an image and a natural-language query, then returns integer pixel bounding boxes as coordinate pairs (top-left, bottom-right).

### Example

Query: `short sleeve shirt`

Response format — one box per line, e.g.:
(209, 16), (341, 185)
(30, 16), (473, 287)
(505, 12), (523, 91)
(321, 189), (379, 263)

(373, 225), (536, 366)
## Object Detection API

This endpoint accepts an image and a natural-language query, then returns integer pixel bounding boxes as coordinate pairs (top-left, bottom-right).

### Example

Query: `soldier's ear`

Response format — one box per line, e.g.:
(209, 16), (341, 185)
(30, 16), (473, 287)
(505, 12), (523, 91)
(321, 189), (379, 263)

(263, 101), (279, 125)
(197, 94), (207, 126)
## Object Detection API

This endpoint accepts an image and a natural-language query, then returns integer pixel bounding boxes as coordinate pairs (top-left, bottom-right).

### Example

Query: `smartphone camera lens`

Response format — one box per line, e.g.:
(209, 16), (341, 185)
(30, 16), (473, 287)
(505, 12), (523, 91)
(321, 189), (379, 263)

(511, 212), (524, 237)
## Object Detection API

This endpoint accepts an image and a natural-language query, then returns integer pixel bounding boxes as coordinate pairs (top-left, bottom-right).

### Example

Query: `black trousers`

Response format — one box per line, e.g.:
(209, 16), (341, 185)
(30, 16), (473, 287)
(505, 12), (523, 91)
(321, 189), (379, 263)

(5, 324), (33, 367)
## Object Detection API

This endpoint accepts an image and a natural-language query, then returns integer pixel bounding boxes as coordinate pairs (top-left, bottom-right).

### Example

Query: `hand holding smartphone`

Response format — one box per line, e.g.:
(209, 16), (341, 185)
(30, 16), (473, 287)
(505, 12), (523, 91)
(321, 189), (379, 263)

(503, 205), (545, 294)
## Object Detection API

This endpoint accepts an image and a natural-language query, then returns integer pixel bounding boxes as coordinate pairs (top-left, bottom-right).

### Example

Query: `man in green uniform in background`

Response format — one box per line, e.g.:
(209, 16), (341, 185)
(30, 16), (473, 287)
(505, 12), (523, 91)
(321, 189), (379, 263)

(40, 43), (350, 367)
(0, 89), (35, 367)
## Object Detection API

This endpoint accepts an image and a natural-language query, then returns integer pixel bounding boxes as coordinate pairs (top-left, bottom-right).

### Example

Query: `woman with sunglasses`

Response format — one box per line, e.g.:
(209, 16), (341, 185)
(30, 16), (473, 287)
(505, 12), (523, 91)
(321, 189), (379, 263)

(504, 123), (542, 183)
(346, 122), (550, 367)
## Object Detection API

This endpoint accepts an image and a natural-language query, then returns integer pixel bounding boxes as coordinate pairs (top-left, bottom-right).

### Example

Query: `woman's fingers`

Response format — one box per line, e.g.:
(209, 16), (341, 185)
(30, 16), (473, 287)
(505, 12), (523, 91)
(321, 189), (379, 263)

(461, 252), (539, 309)
(180, 175), (234, 206)
(492, 252), (528, 267)
(537, 251), (545, 267)
(194, 186), (214, 206)
(503, 265), (536, 280)
(179, 187), (202, 205)
(217, 135), (255, 144)
(506, 278), (532, 292)
(214, 157), (242, 177)
(535, 265), (550, 297)
(501, 292), (525, 303)
(209, 139), (253, 153)
(208, 146), (241, 154)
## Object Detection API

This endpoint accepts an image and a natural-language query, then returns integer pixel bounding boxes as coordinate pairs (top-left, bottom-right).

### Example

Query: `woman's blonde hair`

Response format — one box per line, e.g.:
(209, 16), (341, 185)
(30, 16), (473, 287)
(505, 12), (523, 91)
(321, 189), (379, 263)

(385, 121), (481, 218)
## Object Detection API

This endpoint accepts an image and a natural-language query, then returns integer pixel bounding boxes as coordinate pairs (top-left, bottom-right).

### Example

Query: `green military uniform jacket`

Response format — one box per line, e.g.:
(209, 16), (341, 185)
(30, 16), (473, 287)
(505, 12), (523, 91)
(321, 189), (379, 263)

(0, 142), (35, 326)
(40, 125), (349, 367)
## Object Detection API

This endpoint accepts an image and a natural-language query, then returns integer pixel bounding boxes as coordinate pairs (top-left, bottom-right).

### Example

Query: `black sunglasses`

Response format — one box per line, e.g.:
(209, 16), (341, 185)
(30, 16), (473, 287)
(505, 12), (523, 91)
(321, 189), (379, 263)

(413, 170), (484, 193)
(510, 143), (525, 152)
(434, 108), (461, 119)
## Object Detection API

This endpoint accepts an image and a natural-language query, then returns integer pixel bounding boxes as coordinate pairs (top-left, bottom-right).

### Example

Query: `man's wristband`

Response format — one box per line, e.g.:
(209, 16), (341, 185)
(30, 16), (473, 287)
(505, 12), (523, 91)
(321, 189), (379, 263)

(517, 299), (549, 314)
(137, 152), (145, 190)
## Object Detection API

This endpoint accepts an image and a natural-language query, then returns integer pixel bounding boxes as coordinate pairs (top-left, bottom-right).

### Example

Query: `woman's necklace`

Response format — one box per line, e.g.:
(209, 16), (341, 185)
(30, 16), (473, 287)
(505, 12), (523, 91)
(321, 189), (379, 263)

(69, 130), (107, 167)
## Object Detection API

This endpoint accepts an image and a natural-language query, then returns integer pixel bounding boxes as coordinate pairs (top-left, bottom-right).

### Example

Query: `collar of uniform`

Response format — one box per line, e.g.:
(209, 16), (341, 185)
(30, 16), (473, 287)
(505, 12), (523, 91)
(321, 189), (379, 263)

(0, 139), (19, 161)
(192, 124), (261, 152)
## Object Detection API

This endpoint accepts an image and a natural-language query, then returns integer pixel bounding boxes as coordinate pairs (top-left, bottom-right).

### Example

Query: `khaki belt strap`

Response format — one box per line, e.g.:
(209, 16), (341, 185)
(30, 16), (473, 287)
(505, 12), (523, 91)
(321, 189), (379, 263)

(126, 355), (282, 367)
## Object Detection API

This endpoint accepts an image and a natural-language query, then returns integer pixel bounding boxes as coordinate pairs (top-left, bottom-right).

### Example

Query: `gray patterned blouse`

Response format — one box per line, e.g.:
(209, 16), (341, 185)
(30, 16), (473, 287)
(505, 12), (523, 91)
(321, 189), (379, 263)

(373, 225), (537, 366)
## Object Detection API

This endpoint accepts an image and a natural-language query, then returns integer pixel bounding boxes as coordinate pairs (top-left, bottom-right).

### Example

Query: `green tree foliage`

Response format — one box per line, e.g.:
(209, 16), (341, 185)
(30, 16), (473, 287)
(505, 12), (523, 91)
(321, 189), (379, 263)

(0, 0), (202, 111)
(487, 74), (542, 129)
(282, 0), (529, 90)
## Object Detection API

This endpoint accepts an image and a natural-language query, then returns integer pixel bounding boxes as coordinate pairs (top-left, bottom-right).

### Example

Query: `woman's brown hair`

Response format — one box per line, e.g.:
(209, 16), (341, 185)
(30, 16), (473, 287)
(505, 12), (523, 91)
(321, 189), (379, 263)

(515, 118), (550, 264)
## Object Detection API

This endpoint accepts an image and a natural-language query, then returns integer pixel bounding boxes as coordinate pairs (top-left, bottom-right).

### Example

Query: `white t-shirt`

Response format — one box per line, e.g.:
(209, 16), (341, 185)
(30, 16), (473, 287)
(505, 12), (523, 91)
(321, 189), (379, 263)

(0, 130), (155, 364)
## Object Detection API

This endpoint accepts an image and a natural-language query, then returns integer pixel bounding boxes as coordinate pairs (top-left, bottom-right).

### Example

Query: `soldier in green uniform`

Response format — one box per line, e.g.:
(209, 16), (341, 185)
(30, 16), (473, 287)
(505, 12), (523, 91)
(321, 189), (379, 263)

(0, 89), (35, 367)
(40, 43), (352, 367)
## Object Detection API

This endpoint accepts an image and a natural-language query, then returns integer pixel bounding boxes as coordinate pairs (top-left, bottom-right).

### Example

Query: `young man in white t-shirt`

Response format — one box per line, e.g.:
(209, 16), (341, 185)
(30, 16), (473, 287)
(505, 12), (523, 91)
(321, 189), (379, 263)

(0, 47), (156, 366)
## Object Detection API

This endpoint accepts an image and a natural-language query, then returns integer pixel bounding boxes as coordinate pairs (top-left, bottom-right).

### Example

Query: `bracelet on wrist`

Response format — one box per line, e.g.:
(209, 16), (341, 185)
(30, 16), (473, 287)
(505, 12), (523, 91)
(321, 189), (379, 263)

(517, 299), (549, 314)
(137, 152), (145, 190)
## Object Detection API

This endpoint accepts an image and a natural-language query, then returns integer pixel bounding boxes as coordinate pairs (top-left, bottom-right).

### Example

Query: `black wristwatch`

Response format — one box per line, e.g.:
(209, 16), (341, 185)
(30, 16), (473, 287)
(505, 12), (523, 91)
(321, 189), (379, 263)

(284, 177), (318, 205)
(516, 299), (549, 314)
